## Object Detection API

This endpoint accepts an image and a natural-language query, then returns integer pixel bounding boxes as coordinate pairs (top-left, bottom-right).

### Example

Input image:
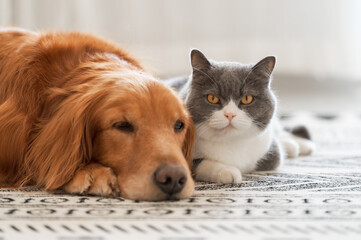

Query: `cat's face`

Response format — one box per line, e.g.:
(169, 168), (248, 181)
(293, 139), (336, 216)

(185, 49), (276, 140)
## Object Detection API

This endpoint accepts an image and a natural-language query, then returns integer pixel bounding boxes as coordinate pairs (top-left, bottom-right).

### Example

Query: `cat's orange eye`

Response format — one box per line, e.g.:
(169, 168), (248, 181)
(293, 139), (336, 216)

(207, 94), (220, 104)
(241, 95), (253, 105)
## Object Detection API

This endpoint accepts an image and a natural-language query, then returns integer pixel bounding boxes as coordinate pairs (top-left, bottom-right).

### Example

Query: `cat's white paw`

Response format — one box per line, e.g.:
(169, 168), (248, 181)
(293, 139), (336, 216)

(195, 160), (242, 184)
(294, 137), (316, 156)
(280, 137), (300, 158)
(214, 165), (243, 184)
(279, 132), (315, 158)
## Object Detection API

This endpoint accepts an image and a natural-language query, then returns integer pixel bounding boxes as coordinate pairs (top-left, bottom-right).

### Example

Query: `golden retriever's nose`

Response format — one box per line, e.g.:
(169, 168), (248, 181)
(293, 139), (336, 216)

(153, 164), (187, 195)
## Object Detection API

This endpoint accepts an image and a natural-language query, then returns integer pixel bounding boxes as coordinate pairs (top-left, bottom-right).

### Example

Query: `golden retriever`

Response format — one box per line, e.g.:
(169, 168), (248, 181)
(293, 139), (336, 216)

(0, 27), (195, 201)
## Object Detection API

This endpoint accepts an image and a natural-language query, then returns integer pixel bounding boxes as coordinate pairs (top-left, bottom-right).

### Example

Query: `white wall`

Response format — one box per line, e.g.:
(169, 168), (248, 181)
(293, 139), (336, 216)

(1, 0), (361, 81)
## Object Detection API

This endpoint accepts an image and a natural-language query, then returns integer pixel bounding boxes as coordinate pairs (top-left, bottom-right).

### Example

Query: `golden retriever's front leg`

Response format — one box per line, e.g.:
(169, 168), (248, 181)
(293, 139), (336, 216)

(62, 163), (119, 197)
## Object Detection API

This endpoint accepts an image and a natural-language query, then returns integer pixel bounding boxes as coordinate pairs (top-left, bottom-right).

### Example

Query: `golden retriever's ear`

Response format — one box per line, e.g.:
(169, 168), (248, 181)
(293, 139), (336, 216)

(21, 91), (100, 190)
(182, 118), (196, 170)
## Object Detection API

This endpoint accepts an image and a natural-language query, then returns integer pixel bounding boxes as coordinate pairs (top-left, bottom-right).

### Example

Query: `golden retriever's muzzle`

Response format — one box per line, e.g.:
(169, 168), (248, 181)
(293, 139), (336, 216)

(153, 163), (187, 196)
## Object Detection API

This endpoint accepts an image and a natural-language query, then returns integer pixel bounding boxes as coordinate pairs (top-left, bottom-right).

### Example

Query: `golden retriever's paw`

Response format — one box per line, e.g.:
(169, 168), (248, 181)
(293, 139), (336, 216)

(87, 166), (119, 197)
(63, 164), (119, 197)
(63, 169), (93, 194)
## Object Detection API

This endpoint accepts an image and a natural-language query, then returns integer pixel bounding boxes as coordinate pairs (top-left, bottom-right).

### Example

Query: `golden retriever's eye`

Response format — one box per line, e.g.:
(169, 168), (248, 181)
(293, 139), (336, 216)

(207, 94), (220, 104)
(113, 121), (134, 133)
(241, 95), (254, 105)
(174, 121), (184, 132)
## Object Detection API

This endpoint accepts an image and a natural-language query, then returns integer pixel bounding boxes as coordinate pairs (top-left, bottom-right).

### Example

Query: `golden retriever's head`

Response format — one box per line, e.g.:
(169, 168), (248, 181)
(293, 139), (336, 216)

(88, 71), (195, 201)
(23, 55), (195, 201)
(7, 30), (195, 201)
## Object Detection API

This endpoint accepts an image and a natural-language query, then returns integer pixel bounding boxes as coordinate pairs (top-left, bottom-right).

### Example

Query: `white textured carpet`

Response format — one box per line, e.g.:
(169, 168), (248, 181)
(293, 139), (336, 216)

(0, 112), (360, 240)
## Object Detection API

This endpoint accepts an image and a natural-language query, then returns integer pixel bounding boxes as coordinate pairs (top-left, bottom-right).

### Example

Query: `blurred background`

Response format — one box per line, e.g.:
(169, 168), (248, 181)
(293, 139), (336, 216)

(1, 0), (361, 113)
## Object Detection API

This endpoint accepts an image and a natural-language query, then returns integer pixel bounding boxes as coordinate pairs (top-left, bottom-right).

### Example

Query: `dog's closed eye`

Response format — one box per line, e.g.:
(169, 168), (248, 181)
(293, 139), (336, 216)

(113, 121), (135, 133)
(174, 121), (185, 132)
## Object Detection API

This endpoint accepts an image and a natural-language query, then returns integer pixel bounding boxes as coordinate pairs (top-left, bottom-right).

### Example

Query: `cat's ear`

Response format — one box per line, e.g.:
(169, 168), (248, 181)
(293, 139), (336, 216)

(252, 56), (276, 79)
(190, 49), (211, 70)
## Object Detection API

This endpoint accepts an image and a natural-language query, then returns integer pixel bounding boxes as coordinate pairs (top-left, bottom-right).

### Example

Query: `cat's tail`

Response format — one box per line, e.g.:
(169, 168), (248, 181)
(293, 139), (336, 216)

(287, 125), (311, 140)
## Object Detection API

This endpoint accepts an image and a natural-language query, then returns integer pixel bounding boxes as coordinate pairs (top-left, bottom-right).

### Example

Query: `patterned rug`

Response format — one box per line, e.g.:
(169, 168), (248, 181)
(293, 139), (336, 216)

(1, 112), (360, 240)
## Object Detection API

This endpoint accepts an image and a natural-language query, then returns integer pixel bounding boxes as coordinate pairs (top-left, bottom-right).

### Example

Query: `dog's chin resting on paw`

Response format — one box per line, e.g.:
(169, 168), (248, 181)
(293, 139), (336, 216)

(0, 28), (195, 201)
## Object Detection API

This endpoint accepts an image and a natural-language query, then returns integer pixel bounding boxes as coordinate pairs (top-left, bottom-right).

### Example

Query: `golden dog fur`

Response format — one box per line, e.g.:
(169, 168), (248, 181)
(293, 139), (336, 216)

(0, 28), (195, 201)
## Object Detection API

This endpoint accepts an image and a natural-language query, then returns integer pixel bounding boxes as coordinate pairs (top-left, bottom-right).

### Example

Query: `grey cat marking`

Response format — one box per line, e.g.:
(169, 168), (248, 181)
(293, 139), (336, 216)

(256, 140), (281, 171)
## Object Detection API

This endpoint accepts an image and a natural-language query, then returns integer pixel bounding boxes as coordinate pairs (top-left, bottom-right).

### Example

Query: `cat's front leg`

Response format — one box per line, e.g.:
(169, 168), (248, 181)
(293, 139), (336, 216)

(195, 160), (242, 184)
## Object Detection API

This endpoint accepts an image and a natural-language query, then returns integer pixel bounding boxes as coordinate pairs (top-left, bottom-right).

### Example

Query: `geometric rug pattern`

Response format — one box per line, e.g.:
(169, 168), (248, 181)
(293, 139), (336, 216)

(1, 112), (361, 239)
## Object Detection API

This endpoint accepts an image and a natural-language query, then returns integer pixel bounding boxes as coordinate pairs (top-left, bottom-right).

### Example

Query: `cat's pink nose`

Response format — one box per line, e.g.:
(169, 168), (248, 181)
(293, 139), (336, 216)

(224, 113), (236, 121)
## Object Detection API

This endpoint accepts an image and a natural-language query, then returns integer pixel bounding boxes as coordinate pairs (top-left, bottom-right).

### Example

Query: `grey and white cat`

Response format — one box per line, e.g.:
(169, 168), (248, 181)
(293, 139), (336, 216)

(166, 49), (315, 184)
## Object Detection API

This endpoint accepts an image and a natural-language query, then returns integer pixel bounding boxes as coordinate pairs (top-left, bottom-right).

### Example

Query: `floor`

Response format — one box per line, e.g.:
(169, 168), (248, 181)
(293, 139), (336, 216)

(0, 112), (361, 239)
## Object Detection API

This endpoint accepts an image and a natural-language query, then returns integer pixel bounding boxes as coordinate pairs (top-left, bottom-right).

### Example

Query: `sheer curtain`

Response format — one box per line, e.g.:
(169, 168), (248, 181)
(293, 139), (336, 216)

(1, 0), (361, 81)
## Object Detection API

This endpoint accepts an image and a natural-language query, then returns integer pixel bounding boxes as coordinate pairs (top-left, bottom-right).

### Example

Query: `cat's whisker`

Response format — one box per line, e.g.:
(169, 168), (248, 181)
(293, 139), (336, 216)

(197, 127), (213, 138)
(192, 67), (219, 89)
(196, 123), (210, 135)
(252, 120), (267, 129)
(208, 120), (228, 126)
(242, 68), (254, 85)
(209, 119), (227, 123)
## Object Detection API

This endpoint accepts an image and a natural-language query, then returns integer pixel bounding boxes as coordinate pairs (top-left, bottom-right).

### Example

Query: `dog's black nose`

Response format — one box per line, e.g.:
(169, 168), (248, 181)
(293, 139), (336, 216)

(153, 164), (187, 195)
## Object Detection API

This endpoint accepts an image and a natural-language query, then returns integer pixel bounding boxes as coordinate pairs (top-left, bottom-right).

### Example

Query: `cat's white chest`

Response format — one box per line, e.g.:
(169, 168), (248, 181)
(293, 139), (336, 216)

(194, 127), (273, 173)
